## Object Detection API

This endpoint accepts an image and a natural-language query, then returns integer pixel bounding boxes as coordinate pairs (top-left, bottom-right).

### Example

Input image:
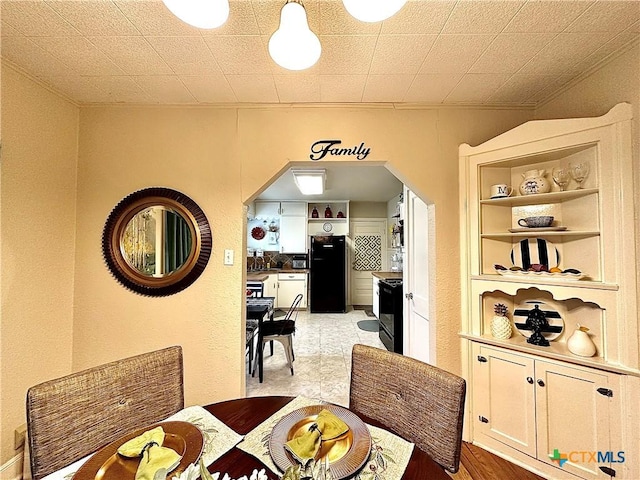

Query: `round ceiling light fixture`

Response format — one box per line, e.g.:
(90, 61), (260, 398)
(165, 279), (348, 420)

(269, 0), (322, 71)
(342, 0), (408, 23)
(162, 0), (230, 29)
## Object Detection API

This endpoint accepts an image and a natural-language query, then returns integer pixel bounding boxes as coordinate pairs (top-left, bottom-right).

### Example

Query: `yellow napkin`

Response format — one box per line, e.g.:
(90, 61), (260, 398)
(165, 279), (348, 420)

(284, 409), (349, 467)
(117, 426), (182, 480)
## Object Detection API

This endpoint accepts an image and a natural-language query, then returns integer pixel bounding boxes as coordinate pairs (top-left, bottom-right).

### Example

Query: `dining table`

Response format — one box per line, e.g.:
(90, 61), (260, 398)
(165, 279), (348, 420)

(204, 396), (451, 480)
(246, 296), (275, 383)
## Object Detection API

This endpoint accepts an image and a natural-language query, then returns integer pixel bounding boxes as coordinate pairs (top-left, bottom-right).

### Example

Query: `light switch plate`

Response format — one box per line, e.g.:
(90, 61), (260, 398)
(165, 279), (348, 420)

(224, 249), (234, 265)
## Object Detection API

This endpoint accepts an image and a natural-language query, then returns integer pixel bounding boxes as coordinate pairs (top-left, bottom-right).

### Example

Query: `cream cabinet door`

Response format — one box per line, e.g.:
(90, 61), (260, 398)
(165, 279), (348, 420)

(254, 201), (280, 218)
(277, 273), (307, 309)
(280, 216), (307, 253)
(535, 361), (615, 479)
(263, 273), (278, 305)
(474, 346), (537, 457)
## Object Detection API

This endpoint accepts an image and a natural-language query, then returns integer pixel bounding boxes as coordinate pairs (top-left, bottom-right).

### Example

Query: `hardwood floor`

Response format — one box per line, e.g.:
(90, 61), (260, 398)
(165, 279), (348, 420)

(448, 443), (545, 480)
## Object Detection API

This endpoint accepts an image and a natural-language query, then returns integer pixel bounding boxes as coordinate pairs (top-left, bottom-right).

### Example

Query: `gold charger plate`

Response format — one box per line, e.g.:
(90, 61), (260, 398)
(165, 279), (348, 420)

(73, 421), (204, 480)
(269, 405), (371, 479)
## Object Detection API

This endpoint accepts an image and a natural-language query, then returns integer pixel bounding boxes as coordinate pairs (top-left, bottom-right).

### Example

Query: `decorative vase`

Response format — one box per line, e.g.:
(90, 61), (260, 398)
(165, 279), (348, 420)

(519, 169), (551, 195)
(491, 315), (512, 340)
(567, 324), (597, 357)
(324, 205), (332, 218)
(311, 206), (319, 218)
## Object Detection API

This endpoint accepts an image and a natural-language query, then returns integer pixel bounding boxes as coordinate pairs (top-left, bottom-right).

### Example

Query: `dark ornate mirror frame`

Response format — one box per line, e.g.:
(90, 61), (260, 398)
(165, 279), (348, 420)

(102, 187), (212, 297)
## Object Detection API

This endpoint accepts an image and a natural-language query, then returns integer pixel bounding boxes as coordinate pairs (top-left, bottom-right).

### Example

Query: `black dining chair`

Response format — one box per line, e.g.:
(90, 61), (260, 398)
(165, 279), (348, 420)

(253, 293), (303, 378)
(246, 318), (259, 373)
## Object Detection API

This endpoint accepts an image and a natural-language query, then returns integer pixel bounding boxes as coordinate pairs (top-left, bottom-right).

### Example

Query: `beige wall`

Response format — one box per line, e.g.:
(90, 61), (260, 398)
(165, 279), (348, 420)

(534, 41), (640, 321)
(72, 105), (532, 402)
(1, 68), (535, 466)
(1, 66), (79, 463)
(73, 106), (245, 407)
(349, 202), (388, 218)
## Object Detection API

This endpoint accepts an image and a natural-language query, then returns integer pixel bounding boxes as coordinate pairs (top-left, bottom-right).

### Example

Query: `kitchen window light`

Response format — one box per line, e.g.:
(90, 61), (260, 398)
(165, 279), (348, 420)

(292, 169), (325, 195)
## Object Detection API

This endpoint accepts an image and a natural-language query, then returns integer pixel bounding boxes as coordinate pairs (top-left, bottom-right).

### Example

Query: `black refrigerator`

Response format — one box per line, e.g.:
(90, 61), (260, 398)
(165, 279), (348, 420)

(310, 235), (346, 313)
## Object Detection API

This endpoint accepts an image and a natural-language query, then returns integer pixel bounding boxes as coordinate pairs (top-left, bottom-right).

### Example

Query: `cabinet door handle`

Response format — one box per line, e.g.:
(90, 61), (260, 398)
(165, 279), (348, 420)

(537, 379), (545, 387)
(405, 292), (413, 300)
(526, 377), (534, 384)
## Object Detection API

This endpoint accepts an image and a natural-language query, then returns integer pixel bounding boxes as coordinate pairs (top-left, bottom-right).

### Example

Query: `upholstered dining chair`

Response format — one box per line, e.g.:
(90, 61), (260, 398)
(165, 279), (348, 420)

(253, 293), (303, 378)
(349, 344), (466, 473)
(26, 345), (184, 479)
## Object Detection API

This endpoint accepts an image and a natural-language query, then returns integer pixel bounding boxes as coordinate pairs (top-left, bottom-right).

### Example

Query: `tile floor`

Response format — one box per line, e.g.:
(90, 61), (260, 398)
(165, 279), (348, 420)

(246, 308), (385, 407)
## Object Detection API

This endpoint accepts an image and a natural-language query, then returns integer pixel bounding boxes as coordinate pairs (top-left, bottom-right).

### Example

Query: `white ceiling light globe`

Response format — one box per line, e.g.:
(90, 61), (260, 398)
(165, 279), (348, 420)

(269, 1), (321, 71)
(162, 0), (230, 29)
(342, 0), (408, 23)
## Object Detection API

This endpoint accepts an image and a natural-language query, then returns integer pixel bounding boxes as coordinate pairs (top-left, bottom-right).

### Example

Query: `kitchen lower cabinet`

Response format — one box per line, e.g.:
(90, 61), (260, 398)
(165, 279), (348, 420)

(277, 273), (307, 309)
(372, 276), (380, 318)
(473, 344), (622, 479)
(263, 274), (278, 306)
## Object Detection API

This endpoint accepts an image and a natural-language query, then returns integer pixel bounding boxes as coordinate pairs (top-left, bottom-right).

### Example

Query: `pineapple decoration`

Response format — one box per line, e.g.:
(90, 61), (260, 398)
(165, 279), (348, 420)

(491, 303), (512, 340)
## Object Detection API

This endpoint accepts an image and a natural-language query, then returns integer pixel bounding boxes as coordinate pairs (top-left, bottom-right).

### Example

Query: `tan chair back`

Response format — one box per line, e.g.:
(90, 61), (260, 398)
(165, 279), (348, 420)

(349, 344), (466, 473)
(26, 345), (184, 479)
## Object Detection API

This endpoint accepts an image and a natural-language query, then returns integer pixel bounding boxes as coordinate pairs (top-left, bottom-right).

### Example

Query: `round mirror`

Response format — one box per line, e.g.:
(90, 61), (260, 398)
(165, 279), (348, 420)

(102, 187), (212, 296)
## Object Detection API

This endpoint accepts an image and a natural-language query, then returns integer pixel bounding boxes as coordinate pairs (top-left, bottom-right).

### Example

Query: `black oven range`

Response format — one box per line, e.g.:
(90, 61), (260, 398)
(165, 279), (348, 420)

(378, 278), (403, 354)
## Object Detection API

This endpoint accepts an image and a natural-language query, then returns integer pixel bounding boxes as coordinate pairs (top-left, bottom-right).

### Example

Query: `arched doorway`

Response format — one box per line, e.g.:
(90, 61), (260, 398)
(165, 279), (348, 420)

(243, 162), (436, 403)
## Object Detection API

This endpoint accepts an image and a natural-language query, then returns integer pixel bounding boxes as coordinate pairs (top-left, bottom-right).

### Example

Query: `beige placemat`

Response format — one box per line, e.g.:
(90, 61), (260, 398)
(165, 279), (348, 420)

(41, 406), (243, 480)
(236, 397), (414, 480)
(166, 405), (244, 467)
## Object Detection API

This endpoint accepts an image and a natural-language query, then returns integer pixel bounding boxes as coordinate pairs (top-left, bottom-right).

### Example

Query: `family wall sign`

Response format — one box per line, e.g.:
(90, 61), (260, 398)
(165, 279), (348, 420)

(309, 140), (371, 161)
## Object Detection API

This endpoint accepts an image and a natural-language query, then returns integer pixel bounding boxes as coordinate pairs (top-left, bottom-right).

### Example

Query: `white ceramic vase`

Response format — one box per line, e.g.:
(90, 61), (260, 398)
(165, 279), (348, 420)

(567, 324), (597, 357)
(491, 315), (512, 340)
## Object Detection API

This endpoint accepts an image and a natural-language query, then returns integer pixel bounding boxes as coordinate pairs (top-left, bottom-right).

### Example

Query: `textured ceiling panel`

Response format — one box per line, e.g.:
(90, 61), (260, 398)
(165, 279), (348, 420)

(1, 0), (638, 106)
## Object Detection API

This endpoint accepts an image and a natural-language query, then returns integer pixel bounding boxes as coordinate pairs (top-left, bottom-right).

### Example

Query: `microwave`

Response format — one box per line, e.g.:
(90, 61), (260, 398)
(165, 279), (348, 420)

(291, 254), (308, 269)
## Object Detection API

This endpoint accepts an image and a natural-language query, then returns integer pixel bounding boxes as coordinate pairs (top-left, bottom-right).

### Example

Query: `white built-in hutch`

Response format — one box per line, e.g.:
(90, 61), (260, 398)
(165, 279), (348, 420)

(459, 104), (639, 479)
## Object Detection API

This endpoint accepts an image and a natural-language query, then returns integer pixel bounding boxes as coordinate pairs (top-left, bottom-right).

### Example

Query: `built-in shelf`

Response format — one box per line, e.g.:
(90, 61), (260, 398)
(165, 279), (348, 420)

(480, 188), (598, 206)
(460, 103), (639, 480)
(470, 274), (619, 290)
(308, 218), (346, 222)
(460, 333), (640, 377)
(481, 230), (600, 238)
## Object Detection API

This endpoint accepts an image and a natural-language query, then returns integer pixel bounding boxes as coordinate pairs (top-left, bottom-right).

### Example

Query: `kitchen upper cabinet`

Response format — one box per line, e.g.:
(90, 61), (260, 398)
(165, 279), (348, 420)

(254, 201), (280, 219)
(279, 202), (306, 216)
(279, 202), (307, 253)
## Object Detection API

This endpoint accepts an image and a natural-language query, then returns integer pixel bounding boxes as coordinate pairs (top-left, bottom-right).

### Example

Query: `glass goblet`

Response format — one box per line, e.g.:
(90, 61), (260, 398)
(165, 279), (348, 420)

(570, 162), (590, 189)
(552, 167), (571, 192)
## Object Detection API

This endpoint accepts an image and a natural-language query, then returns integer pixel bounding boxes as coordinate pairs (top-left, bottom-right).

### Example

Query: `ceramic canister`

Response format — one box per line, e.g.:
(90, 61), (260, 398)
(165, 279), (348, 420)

(519, 169), (551, 195)
(567, 324), (597, 357)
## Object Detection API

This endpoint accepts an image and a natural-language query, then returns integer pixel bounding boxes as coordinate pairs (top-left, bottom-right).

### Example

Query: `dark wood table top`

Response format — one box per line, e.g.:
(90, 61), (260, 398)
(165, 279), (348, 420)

(204, 396), (450, 480)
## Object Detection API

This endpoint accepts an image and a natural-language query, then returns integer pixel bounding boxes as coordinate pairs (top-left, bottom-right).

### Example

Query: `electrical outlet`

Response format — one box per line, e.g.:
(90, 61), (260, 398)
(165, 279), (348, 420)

(224, 249), (234, 265)
(15, 423), (26, 450)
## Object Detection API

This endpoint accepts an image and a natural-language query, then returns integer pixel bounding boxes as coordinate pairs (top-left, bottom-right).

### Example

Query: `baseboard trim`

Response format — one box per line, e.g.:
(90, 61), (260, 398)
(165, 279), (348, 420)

(0, 453), (22, 480)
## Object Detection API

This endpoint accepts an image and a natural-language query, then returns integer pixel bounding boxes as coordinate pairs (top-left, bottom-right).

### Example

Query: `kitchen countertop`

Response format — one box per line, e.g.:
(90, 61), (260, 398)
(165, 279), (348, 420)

(372, 271), (403, 280)
(246, 269), (309, 282)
